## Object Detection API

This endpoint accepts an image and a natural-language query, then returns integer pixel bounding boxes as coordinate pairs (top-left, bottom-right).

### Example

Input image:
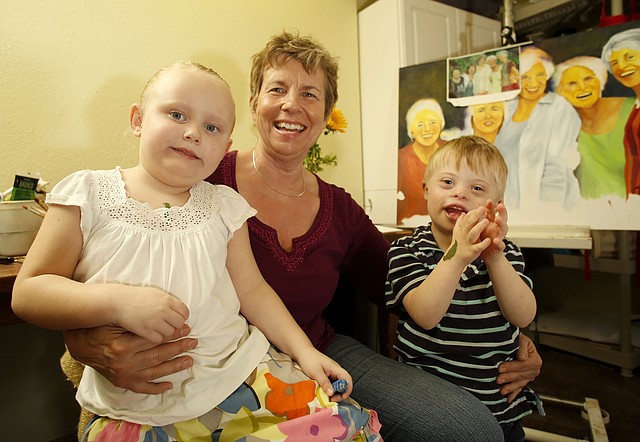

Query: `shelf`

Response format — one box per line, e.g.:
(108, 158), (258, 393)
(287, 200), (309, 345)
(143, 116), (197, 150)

(554, 253), (636, 275)
(534, 332), (640, 375)
(535, 230), (639, 376)
(0, 262), (22, 326)
(508, 224), (592, 250)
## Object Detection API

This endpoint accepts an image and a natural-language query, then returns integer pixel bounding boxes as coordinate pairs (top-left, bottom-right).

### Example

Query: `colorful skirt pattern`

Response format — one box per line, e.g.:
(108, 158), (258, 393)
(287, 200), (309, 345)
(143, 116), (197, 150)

(81, 347), (383, 442)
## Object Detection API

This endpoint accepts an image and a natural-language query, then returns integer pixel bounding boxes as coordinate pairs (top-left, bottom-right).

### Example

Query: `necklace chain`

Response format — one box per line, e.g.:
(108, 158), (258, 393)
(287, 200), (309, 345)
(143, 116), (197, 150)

(252, 149), (306, 198)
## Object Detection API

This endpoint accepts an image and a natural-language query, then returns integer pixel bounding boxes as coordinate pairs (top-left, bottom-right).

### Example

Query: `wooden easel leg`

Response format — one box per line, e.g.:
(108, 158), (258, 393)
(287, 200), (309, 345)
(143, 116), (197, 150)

(524, 395), (610, 442)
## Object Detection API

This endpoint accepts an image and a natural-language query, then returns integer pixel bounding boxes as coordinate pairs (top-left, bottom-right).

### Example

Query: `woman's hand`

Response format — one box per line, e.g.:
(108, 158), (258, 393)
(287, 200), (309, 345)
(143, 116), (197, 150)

(497, 334), (542, 402)
(64, 324), (197, 394)
(295, 346), (353, 402)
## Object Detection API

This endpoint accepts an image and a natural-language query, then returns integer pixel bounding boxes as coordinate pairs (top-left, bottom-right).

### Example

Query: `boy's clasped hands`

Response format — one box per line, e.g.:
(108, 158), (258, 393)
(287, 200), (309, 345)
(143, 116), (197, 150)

(447, 199), (508, 266)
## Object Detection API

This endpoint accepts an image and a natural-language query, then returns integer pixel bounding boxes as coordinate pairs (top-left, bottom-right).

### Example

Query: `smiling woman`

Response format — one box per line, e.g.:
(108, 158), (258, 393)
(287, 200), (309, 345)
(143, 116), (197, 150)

(465, 101), (505, 143)
(493, 46), (582, 210)
(397, 97), (446, 224)
(601, 28), (640, 196)
(552, 55), (631, 199)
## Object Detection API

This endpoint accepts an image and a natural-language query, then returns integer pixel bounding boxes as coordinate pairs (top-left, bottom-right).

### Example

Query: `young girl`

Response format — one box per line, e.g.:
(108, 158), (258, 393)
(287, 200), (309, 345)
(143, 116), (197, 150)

(12, 61), (382, 442)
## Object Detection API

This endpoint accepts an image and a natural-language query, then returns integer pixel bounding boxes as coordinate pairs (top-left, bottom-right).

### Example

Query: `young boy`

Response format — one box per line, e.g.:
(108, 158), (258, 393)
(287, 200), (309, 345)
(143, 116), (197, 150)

(385, 135), (539, 442)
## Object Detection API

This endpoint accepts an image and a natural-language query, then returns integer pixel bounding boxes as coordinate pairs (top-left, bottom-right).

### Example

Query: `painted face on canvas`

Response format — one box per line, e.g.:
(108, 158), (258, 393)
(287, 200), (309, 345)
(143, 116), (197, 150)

(471, 102), (504, 137)
(609, 47), (640, 89)
(520, 62), (548, 102)
(410, 109), (442, 148)
(557, 65), (601, 109)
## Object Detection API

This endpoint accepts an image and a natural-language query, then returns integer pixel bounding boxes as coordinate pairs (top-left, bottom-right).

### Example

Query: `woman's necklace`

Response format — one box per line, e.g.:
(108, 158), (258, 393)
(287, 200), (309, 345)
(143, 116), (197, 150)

(252, 149), (306, 197)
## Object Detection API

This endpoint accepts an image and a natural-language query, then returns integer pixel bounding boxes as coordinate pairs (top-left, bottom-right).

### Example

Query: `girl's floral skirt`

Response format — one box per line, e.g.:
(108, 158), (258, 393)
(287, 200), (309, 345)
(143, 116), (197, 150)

(81, 347), (383, 442)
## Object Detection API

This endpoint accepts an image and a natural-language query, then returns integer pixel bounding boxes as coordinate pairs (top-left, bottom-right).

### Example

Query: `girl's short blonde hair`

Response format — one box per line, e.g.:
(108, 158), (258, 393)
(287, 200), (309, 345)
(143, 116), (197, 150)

(139, 61), (228, 114)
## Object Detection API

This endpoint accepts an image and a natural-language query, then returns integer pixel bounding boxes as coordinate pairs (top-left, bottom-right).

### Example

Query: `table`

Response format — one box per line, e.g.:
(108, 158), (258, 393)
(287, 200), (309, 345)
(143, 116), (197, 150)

(0, 262), (21, 325)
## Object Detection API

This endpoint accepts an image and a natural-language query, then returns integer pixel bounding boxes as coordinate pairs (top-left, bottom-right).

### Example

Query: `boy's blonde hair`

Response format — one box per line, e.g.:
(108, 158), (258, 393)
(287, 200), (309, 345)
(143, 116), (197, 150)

(250, 30), (339, 120)
(424, 135), (508, 197)
(139, 61), (229, 115)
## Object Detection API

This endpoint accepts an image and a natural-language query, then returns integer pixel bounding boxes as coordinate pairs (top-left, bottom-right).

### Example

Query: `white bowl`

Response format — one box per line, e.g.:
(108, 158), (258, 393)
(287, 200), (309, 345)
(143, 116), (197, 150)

(0, 201), (44, 256)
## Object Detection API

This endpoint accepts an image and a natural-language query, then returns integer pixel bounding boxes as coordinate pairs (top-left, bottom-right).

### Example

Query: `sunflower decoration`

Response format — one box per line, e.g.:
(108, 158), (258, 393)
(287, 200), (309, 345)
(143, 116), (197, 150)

(305, 108), (348, 173)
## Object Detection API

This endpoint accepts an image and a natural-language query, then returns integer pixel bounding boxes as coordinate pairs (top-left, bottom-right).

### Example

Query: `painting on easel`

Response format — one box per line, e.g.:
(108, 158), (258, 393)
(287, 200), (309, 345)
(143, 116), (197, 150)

(397, 20), (640, 230)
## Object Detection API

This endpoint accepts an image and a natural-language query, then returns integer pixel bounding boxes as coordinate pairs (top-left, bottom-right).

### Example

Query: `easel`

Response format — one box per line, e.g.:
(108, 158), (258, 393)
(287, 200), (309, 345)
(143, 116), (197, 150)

(525, 395), (609, 442)
(500, 1), (623, 439)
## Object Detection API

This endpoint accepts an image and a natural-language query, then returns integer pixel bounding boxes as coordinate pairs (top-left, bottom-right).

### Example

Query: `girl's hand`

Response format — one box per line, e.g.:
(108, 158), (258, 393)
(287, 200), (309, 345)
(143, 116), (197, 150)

(296, 347), (353, 401)
(114, 286), (190, 343)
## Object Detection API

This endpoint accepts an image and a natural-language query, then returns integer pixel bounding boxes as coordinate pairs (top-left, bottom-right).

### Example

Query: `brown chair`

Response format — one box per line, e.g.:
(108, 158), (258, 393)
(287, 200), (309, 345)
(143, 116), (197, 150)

(323, 273), (398, 359)
(60, 350), (93, 441)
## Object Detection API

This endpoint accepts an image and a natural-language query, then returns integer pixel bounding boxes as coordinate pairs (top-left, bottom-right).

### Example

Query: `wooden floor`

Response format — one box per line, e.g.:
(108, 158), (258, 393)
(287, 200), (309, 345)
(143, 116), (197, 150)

(523, 343), (640, 442)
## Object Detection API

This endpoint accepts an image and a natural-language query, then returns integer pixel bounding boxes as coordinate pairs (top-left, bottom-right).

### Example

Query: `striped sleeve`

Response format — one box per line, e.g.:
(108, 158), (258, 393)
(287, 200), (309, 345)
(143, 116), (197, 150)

(385, 227), (441, 311)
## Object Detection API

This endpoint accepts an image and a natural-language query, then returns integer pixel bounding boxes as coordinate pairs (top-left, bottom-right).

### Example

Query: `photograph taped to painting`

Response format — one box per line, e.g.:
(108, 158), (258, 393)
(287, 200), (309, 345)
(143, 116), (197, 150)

(397, 20), (640, 230)
(446, 44), (524, 107)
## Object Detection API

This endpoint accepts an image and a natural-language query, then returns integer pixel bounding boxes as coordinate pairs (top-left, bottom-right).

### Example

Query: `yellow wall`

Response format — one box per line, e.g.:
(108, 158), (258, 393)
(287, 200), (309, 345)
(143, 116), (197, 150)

(1, 0), (364, 203)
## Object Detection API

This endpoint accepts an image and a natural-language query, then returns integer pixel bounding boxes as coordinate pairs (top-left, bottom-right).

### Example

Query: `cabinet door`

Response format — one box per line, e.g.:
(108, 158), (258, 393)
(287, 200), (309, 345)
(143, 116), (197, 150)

(359, 0), (401, 204)
(359, 0), (500, 225)
(458, 11), (502, 54)
(403, 0), (501, 65)
(363, 189), (398, 225)
(402, 0), (459, 66)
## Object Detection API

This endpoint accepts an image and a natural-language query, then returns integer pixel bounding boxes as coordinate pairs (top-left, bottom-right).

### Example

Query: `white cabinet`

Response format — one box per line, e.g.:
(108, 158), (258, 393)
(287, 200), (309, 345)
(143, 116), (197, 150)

(358, 0), (500, 224)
